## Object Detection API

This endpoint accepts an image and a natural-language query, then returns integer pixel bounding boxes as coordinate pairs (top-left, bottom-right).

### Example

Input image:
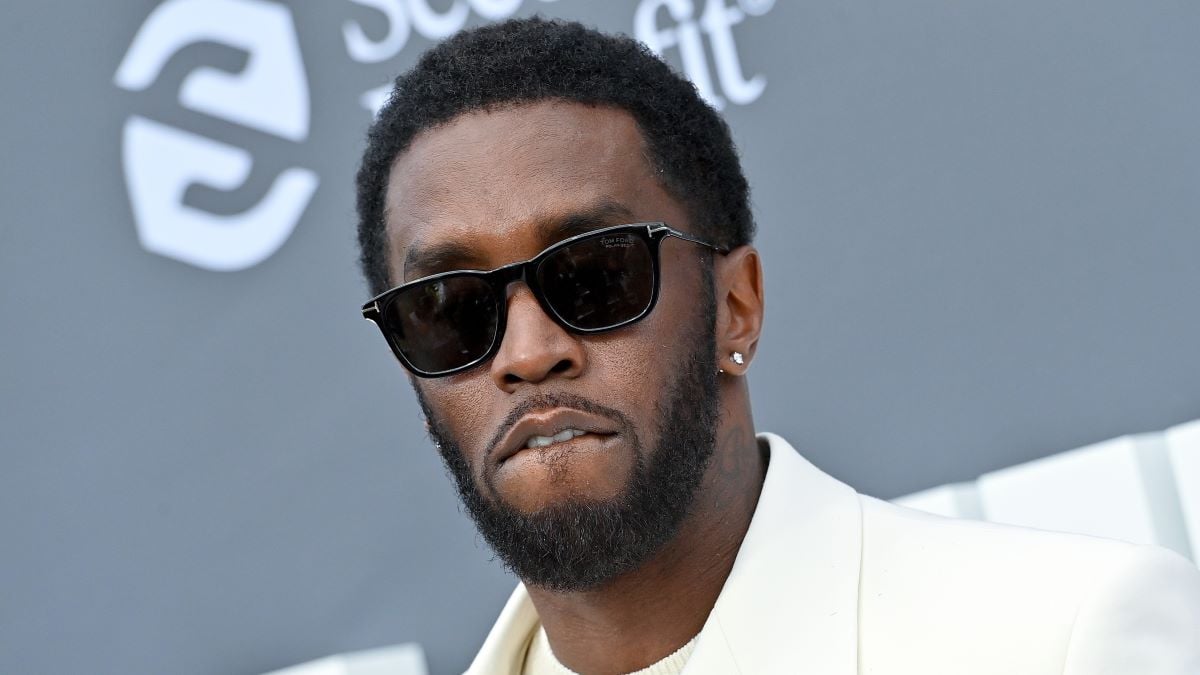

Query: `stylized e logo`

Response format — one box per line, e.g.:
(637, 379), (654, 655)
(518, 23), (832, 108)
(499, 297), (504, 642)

(114, 0), (318, 271)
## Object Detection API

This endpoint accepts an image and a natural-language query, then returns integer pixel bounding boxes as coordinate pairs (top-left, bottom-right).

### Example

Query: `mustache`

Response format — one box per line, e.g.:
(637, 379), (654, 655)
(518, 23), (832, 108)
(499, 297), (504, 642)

(484, 391), (633, 459)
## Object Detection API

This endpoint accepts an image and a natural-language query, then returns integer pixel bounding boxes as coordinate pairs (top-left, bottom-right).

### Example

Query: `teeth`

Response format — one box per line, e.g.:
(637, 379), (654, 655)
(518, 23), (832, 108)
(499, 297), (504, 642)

(524, 428), (587, 449)
(552, 429), (579, 442)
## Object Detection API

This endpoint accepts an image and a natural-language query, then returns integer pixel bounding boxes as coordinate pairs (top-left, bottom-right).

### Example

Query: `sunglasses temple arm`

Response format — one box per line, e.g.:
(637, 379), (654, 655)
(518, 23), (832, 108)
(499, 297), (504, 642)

(656, 226), (728, 254)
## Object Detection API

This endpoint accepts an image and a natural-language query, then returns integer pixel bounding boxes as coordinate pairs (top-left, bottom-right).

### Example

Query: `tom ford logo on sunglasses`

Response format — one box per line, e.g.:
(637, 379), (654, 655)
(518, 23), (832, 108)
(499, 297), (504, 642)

(601, 235), (637, 248)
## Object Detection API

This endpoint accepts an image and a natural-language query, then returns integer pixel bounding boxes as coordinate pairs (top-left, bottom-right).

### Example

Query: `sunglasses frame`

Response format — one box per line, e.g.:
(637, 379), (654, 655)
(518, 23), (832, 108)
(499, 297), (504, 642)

(361, 222), (725, 378)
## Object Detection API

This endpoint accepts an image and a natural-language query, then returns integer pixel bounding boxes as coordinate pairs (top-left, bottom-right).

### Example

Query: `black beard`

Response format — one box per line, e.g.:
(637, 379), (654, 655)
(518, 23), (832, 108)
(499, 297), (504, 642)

(415, 301), (720, 591)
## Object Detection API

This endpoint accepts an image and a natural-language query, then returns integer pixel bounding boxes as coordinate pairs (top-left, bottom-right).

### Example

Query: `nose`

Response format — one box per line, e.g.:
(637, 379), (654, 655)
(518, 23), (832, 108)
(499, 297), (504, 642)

(489, 284), (585, 390)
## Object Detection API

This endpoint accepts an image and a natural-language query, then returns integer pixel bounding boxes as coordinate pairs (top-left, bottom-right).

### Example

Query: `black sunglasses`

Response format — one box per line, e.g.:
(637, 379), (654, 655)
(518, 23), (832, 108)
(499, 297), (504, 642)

(361, 222), (726, 378)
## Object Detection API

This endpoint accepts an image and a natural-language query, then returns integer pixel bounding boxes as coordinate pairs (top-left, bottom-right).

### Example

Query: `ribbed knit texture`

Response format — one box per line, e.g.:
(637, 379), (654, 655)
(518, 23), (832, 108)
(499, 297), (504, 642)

(522, 625), (699, 675)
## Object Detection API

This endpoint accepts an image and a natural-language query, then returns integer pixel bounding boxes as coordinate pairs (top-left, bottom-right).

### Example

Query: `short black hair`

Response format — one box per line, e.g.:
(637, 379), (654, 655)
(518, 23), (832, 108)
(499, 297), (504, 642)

(355, 16), (754, 296)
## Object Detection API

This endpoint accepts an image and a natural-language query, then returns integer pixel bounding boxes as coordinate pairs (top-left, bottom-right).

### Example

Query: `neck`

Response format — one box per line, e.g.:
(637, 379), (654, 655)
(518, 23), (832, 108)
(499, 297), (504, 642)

(524, 385), (765, 675)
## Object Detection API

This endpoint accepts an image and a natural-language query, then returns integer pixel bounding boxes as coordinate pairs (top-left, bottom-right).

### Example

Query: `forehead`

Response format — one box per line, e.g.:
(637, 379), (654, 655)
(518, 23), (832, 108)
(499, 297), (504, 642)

(382, 101), (684, 278)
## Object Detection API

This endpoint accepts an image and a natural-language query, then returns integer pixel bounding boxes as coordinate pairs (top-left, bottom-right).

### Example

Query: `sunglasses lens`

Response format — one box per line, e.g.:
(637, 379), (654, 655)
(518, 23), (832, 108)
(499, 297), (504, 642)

(537, 230), (655, 330)
(380, 275), (499, 374)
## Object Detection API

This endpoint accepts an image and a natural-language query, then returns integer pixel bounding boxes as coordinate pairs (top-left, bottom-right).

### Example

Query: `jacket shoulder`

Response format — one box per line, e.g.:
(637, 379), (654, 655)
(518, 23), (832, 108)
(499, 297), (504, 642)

(857, 496), (1200, 675)
(1060, 542), (1200, 674)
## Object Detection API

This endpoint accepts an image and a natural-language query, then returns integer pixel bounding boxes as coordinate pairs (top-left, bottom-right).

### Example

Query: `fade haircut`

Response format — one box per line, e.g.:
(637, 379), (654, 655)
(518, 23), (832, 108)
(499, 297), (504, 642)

(355, 16), (755, 295)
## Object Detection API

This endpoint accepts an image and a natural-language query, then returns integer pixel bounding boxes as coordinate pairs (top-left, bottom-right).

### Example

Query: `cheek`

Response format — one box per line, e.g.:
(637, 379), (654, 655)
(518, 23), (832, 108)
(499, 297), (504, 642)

(418, 379), (494, 467)
(585, 326), (669, 399)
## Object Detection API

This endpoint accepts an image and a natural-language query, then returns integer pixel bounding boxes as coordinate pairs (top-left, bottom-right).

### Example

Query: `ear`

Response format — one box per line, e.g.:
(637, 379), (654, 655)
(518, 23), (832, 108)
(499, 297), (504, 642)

(713, 245), (764, 375)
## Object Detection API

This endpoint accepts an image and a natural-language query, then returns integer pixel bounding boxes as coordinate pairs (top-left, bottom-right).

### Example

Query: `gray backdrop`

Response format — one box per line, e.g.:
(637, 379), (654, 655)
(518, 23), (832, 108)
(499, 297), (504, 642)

(2, 1), (1198, 673)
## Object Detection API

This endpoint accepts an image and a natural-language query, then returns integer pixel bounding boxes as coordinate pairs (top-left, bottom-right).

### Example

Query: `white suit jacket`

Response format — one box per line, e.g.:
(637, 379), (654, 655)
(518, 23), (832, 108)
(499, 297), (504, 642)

(466, 433), (1200, 674)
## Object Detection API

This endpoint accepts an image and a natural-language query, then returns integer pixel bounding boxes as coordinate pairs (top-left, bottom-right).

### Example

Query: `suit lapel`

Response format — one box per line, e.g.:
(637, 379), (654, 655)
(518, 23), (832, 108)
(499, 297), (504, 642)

(464, 584), (538, 675)
(683, 433), (864, 674)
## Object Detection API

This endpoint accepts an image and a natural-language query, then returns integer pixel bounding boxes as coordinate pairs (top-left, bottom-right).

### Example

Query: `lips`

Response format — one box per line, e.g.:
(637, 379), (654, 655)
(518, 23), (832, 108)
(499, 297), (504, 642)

(494, 408), (619, 465)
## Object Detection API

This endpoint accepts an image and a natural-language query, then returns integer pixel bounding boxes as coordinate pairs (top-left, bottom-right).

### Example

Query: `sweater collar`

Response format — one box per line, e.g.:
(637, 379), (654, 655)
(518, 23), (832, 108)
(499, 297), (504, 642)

(466, 433), (864, 675)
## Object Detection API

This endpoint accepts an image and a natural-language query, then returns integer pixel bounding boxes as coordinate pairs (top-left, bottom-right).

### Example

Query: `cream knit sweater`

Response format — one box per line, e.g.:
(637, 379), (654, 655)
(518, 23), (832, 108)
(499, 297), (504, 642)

(521, 625), (699, 675)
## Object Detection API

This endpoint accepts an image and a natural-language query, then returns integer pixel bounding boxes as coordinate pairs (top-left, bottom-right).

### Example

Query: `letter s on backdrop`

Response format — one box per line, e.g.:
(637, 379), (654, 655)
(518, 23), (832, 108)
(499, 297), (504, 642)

(113, 0), (318, 272)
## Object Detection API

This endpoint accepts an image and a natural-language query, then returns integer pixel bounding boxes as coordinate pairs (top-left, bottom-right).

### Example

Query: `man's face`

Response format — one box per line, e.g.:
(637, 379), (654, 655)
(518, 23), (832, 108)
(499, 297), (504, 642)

(383, 101), (721, 589)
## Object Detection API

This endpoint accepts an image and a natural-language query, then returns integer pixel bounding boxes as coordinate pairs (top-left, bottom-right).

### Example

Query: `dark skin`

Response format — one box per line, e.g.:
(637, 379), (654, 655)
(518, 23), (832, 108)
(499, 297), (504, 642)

(383, 101), (767, 674)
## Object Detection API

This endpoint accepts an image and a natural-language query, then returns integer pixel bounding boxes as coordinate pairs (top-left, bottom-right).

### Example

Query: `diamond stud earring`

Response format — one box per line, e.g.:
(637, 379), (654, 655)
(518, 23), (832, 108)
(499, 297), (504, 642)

(731, 351), (745, 366)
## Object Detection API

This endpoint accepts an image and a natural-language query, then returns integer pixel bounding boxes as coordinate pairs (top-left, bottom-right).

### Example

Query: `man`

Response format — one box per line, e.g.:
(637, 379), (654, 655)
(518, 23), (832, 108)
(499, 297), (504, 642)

(356, 18), (1200, 675)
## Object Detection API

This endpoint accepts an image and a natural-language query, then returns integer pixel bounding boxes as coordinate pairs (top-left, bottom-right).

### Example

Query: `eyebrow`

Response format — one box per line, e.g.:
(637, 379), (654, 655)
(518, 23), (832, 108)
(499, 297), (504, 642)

(402, 198), (638, 280)
(402, 239), (485, 281)
(535, 199), (637, 244)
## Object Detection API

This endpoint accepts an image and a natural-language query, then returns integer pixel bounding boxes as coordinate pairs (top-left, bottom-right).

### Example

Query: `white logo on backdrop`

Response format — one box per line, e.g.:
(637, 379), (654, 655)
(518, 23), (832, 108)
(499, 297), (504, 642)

(357, 0), (774, 114)
(634, 0), (773, 110)
(115, 0), (771, 271)
(114, 0), (318, 271)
